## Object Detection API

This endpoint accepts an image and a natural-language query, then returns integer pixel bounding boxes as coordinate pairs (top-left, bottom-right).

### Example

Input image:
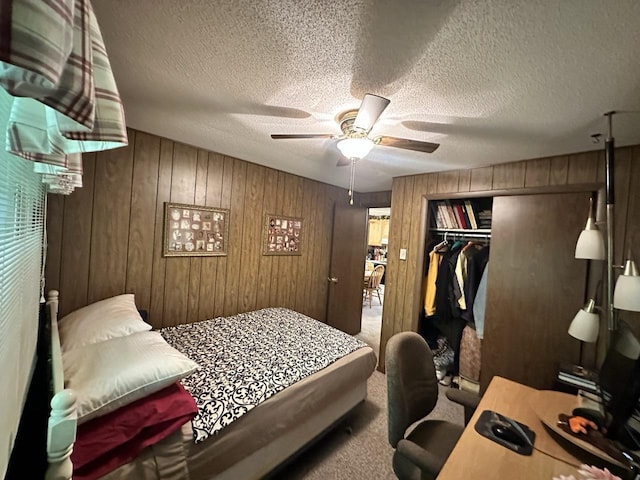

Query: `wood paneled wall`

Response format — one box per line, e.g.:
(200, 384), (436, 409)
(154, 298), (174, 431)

(380, 145), (640, 372)
(354, 190), (392, 208)
(45, 129), (348, 328)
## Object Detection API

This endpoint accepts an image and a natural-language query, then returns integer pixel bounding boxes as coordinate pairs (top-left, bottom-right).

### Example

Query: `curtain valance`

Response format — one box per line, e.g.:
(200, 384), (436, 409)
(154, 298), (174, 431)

(0, 0), (127, 194)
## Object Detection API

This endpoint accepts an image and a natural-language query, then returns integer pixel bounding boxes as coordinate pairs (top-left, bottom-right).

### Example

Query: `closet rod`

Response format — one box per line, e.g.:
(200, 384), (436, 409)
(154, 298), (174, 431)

(432, 229), (491, 240)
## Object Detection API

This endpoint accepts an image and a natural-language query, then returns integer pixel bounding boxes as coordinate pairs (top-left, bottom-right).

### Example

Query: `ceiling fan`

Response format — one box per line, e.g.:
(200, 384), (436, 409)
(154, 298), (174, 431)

(270, 94), (440, 167)
(270, 94), (439, 203)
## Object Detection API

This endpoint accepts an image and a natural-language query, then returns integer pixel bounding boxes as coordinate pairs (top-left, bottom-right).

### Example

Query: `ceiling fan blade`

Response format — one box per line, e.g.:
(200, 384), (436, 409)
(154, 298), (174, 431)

(377, 136), (440, 153)
(353, 94), (390, 132)
(271, 134), (335, 139)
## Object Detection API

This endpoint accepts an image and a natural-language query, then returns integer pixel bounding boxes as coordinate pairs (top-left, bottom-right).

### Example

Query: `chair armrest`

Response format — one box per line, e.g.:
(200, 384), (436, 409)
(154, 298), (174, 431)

(396, 439), (444, 477)
(445, 389), (480, 425)
(445, 388), (480, 408)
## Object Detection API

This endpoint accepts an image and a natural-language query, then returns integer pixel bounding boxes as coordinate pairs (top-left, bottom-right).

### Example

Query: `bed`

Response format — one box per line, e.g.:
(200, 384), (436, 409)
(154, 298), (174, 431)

(44, 290), (377, 480)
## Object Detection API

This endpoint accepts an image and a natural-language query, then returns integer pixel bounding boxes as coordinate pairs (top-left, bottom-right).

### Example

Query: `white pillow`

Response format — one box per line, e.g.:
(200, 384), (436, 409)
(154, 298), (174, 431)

(59, 294), (151, 351)
(63, 331), (199, 424)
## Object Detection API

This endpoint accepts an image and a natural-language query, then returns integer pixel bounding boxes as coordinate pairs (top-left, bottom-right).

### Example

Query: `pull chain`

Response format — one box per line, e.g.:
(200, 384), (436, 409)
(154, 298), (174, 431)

(348, 158), (356, 205)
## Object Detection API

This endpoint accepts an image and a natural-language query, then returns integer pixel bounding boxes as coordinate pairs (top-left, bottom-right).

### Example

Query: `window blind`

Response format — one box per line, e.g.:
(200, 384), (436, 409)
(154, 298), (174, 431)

(0, 119), (46, 476)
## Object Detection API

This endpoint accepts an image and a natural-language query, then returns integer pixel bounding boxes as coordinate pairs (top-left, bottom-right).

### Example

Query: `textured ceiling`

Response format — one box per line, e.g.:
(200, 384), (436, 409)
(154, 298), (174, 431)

(93, 0), (640, 192)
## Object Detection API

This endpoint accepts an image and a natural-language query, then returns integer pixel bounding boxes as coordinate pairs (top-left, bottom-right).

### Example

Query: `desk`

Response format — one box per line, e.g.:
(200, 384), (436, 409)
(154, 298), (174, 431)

(438, 376), (611, 479)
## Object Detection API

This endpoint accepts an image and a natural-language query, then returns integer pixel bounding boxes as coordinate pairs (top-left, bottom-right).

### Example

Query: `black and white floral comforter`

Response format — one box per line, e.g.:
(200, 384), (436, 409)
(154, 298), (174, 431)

(160, 307), (368, 443)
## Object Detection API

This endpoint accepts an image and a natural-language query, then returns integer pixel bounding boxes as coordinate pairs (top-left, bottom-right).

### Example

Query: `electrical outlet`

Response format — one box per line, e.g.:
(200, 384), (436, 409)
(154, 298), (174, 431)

(399, 248), (407, 260)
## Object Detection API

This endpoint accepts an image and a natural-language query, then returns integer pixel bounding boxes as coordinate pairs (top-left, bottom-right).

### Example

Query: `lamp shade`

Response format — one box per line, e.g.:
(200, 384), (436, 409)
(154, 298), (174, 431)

(336, 138), (374, 159)
(574, 217), (605, 260)
(613, 259), (640, 312)
(614, 325), (640, 360)
(568, 299), (599, 343)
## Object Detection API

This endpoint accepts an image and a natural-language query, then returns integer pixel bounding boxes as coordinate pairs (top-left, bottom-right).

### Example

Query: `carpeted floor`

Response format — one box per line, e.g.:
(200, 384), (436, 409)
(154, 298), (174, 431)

(273, 287), (465, 479)
(272, 371), (464, 479)
(357, 284), (384, 360)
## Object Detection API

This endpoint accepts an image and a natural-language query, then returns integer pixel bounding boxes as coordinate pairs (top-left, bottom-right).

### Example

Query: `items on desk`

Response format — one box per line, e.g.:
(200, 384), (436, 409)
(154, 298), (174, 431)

(566, 415), (601, 435)
(474, 409), (535, 455)
(557, 413), (632, 468)
(552, 464), (622, 480)
(571, 407), (606, 430)
(557, 363), (599, 393)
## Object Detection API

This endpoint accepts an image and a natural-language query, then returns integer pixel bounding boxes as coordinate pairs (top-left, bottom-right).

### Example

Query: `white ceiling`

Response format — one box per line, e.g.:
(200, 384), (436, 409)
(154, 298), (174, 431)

(93, 0), (640, 192)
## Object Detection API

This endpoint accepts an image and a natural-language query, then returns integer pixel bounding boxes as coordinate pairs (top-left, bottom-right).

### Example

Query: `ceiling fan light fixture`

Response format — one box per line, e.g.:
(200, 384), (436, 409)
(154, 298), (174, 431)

(336, 137), (374, 159)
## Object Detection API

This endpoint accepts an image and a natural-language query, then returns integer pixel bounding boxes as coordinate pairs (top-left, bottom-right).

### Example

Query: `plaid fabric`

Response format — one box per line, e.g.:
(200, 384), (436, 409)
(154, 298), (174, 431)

(32, 151), (82, 174)
(40, 0), (95, 130)
(59, 5), (126, 146)
(5, 1), (127, 156)
(1, 0), (95, 129)
(3, 0), (94, 132)
(42, 170), (82, 194)
(0, 0), (74, 94)
(0, 0), (127, 195)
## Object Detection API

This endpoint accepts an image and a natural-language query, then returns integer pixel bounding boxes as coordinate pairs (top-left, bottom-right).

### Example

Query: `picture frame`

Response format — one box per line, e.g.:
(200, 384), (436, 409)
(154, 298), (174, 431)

(163, 202), (229, 257)
(263, 214), (303, 255)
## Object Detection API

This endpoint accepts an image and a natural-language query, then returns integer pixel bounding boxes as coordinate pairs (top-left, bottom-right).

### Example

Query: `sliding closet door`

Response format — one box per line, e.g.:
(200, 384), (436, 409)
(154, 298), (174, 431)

(481, 192), (589, 391)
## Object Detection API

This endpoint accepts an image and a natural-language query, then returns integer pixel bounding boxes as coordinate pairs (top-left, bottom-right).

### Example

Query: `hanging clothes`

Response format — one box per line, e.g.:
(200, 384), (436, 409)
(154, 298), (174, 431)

(453, 242), (483, 310)
(431, 242), (465, 368)
(420, 239), (444, 350)
(473, 263), (490, 339)
(424, 242), (445, 316)
(461, 245), (490, 325)
(446, 240), (466, 317)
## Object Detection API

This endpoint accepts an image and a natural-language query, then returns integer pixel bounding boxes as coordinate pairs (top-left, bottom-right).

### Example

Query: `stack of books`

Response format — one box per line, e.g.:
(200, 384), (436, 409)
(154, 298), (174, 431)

(477, 209), (492, 229)
(430, 200), (483, 230)
(557, 363), (599, 393)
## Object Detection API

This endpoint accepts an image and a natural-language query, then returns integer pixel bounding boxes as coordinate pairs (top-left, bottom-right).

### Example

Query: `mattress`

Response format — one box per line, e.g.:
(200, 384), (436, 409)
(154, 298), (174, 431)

(100, 309), (377, 480)
(186, 346), (376, 479)
(160, 308), (370, 443)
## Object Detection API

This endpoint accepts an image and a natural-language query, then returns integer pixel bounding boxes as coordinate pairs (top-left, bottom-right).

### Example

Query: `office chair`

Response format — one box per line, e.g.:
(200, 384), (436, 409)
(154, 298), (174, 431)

(386, 332), (465, 480)
(445, 388), (480, 425)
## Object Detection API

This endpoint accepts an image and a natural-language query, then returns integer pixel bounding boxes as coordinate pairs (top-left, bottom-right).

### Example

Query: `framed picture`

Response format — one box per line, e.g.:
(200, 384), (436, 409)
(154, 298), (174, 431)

(163, 202), (229, 257)
(263, 214), (303, 255)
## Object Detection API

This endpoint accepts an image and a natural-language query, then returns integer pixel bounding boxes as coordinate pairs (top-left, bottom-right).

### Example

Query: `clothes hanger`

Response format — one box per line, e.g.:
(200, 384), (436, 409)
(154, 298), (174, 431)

(433, 231), (449, 252)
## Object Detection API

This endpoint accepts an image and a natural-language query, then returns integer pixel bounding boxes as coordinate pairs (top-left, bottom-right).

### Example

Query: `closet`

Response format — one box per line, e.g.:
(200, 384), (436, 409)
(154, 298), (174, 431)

(422, 197), (492, 393)
(423, 191), (590, 393)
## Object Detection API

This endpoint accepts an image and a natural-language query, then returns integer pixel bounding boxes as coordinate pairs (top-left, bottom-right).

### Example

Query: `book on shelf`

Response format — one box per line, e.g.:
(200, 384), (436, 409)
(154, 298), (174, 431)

(430, 198), (492, 232)
(443, 200), (459, 229)
(440, 205), (450, 229)
(464, 200), (478, 229)
(558, 363), (598, 380)
(453, 204), (468, 229)
(477, 209), (492, 229)
(436, 203), (449, 228)
(429, 202), (442, 229)
(558, 372), (598, 390)
(459, 203), (471, 229)
(557, 363), (599, 391)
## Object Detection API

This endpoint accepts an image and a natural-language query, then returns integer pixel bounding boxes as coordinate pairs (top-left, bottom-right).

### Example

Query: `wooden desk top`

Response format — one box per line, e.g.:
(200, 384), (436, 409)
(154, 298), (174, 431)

(439, 376), (590, 479)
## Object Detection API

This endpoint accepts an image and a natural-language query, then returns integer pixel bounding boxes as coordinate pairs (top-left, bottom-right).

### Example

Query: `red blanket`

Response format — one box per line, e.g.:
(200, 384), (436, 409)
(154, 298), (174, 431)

(71, 382), (197, 480)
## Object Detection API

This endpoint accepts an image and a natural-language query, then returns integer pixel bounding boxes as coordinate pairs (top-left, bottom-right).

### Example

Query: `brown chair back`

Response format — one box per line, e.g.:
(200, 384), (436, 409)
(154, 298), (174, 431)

(367, 264), (385, 288)
(385, 331), (439, 447)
